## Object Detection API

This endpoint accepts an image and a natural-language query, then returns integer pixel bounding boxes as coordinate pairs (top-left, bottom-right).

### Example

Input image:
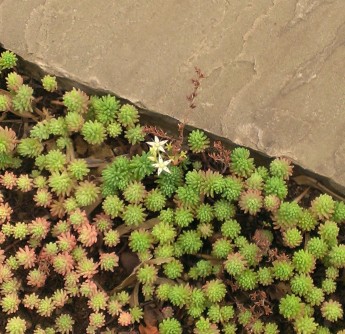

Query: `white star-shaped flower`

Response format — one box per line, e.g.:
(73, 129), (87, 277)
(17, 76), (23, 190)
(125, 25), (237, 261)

(152, 155), (172, 175)
(147, 136), (168, 153)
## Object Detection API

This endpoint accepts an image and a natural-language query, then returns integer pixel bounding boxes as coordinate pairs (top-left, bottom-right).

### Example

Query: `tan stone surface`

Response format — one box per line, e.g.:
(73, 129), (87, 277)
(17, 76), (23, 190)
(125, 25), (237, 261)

(1, 0), (345, 192)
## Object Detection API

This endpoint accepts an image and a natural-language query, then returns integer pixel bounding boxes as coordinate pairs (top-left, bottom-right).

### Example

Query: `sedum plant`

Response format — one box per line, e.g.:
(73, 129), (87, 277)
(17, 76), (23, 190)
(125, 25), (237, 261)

(12, 84), (34, 113)
(5, 316), (27, 334)
(41, 75), (58, 92)
(188, 129), (210, 153)
(0, 50), (344, 333)
(0, 50), (17, 71)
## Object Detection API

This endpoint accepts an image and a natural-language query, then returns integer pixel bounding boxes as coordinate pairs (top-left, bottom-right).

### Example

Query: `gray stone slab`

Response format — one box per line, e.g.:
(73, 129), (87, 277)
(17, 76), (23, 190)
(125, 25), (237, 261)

(1, 0), (345, 193)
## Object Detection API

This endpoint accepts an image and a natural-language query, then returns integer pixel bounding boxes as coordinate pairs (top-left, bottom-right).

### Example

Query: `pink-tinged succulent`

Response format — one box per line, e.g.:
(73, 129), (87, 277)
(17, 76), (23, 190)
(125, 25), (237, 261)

(57, 232), (77, 252)
(52, 289), (69, 308)
(0, 171), (17, 189)
(49, 198), (67, 218)
(6, 72), (23, 91)
(239, 189), (263, 215)
(161, 306), (174, 318)
(37, 259), (50, 275)
(16, 174), (33, 192)
(0, 264), (13, 283)
(52, 252), (74, 276)
(0, 250), (5, 263)
(80, 279), (98, 298)
(93, 213), (112, 232)
(0, 202), (12, 224)
(16, 245), (36, 269)
(107, 299), (123, 317)
(22, 293), (40, 310)
(99, 252), (119, 272)
(26, 268), (47, 288)
(78, 223), (98, 247)
(0, 293), (20, 314)
(0, 231), (5, 244)
(0, 126), (17, 153)
(88, 312), (105, 330)
(68, 208), (89, 231)
(52, 220), (71, 237)
(264, 194), (281, 212)
(118, 311), (132, 326)
(28, 217), (51, 240)
(76, 257), (99, 279)
(38, 243), (58, 262)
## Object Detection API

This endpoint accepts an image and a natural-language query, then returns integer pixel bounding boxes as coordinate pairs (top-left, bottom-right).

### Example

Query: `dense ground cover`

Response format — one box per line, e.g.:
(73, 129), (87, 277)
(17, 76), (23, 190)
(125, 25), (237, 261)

(0, 49), (344, 333)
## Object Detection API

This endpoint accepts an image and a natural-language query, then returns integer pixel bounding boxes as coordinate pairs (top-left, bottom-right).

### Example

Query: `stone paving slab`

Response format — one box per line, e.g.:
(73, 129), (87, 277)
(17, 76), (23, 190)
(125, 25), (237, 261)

(1, 0), (345, 194)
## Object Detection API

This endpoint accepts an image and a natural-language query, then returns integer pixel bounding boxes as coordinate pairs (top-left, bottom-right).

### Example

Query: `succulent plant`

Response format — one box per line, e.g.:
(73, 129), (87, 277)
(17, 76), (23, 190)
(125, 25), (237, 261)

(321, 299), (343, 322)
(230, 147), (255, 177)
(188, 129), (210, 153)
(63, 88), (89, 114)
(0, 94), (11, 111)
(107, 121), (122, 138)
(81, 120), (106, 145)
(239, 189), (263, 215)
(269, 157), (293, 180)
(311, 194), (335, 220)
(117, 104), (139, 128)
(12, 84), (34, 113)
(6, 72), (23, 92)
(0, 51), (17, 70)
(159, 318), (182, 334)
(55, 313), (75, 333)
(5, 316), (27, 334)
(283, 227), (303, 248)
(264, 176), (288, 200)
(279, 294), (303, 320)
(41, 75), (58, 92)
(92, 94), (119, 124)
(293, 316), (318, 334)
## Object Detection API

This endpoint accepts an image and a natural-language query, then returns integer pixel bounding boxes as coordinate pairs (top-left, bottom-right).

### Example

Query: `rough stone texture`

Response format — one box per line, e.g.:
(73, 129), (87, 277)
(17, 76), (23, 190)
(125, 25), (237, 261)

(1, 0), (345, 193)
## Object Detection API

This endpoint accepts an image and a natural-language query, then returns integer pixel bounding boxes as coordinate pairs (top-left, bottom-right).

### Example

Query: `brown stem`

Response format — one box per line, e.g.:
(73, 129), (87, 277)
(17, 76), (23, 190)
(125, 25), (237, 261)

(293, 186), (310, 203)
